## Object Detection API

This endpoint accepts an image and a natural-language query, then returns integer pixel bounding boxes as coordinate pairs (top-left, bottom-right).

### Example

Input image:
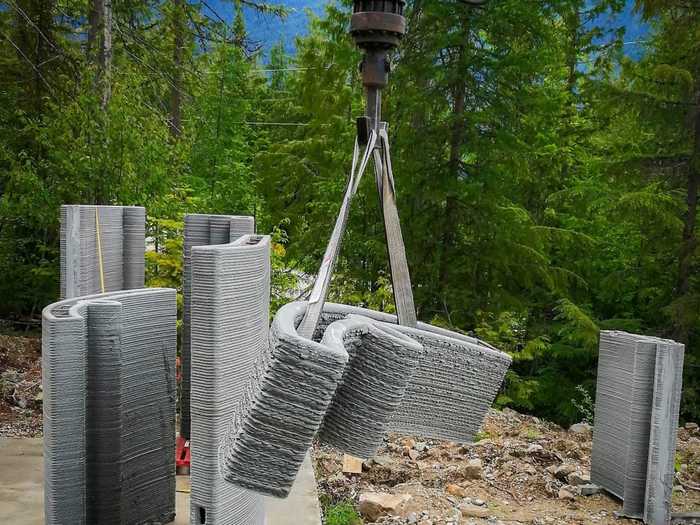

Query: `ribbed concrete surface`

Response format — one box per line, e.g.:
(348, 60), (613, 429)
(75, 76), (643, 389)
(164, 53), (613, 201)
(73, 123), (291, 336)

(318, 315), (424, 458)
(316, 303), (512, 443)
(42, 288), (177, 525)
(189, 235), (268, 525)
(60, 205), (145, 299)
(220, 302), (349, 499)
(180, 214), (255, 441)
(591, 331), (685, 524)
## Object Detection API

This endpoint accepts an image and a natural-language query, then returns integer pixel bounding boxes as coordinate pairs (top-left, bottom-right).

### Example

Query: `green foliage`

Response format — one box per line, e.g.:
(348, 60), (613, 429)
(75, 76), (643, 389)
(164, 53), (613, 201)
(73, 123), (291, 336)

(1, 0), (699, 427)
(571, 385), (595, 425)
(324, 501), (363, 525)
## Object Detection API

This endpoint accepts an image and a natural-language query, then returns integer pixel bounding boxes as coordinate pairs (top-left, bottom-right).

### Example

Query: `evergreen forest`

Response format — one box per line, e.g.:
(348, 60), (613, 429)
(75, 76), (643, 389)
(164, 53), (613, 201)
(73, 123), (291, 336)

(1, 0), (698, 426)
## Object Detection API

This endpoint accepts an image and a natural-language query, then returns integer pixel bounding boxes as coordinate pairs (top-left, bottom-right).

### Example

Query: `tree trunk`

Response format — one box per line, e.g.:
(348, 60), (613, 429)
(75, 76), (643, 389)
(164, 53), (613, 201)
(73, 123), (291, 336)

(100, 0), (112, 109)
(439, 76), (466, 293)
(674, 88), (700, 343)
(90, 0), (112, 109)
(169, 0), (185, 139)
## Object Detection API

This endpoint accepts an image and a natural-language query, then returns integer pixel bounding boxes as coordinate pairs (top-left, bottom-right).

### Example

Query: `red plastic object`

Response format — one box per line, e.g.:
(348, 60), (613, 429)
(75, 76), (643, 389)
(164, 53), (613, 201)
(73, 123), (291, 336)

(176, 435), (191, 470)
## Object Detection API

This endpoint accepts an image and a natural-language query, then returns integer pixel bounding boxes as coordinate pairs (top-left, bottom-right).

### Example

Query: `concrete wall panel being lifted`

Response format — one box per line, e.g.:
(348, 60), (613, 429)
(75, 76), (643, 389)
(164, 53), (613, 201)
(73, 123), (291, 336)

(316, 303), (512, 444)
(189, 234), (267, 525)
(42, 288), (177, 525)
(180, 214), (255, 440)
(60, 205), (145, 299)
(221, 300), (508, 499)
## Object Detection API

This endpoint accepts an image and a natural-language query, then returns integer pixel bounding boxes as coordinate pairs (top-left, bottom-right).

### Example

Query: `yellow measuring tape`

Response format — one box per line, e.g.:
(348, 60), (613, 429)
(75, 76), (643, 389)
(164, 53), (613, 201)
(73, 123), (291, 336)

(95, 208), (106, 293)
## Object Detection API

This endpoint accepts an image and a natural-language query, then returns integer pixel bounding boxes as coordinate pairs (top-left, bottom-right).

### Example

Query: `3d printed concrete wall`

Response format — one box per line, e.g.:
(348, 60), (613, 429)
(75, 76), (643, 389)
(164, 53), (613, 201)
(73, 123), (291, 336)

(317, 314), (424, 458)
(181, 214), (255, 441)
(220, 302), (350, 498)
(591, 331), (685, 525)
(222, 301), (508, 498)
(222, 306), (429, 495)
(60, 205), (145, 299)
(316, 303), (512, 443)
(189, 234), (267, 525)
(42, 288), (177, 525)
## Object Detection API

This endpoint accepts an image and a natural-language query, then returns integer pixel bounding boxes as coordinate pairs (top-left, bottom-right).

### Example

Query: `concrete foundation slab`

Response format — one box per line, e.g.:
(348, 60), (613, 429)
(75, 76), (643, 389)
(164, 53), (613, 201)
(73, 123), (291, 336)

(0, 438), (321, 525)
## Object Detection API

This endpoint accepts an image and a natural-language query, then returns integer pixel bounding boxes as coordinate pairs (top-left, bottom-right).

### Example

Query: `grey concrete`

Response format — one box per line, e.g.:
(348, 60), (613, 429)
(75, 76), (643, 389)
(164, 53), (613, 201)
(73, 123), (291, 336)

(60, 205), (145, 299)
(318, 314), (424, 458)
(645, 340), (685, 525)
(591, 331), (685, 525)
(220, 302), (348, 498)
(189, 235), (268, 524)
(42, 288), (177, 525)
(180, 214), (255, 441)
(0, 439), (321, 525)
(316, 302), (512, 443)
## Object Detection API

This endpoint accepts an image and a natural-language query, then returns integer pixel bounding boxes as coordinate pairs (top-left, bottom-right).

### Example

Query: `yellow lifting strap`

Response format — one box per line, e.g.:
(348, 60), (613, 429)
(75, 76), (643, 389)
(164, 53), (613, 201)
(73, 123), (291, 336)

(95, 208), (106, 294)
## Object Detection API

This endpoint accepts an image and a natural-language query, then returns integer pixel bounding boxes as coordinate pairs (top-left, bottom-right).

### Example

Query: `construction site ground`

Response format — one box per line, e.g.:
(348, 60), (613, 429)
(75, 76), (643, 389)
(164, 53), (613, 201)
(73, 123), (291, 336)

(0, 333), (697, 524)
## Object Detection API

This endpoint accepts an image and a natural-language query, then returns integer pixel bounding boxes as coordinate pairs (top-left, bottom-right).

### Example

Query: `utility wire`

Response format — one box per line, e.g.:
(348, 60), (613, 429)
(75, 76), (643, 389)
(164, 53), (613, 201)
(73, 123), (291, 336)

(1, 32), (56, 96)
(5, 9), (315, 131)
(7, 0), (58, 51)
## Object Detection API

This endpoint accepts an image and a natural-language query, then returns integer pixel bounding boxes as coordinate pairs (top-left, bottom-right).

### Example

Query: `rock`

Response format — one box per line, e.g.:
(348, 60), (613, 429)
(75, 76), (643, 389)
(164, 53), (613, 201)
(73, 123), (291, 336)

(685, 422), (699, 431)
(569, 422), (592, 434)
(358, 492), (412, 522)
(462, 458), (483, 480)
(473, 498), (486, 506)
(407, 512), (418, 524)
(402, 438), (417, 448)
(568, 472), (591, 486)
(459, 503), (489, 518)
(414, 442), (428, 452)
(558, 487), (576, 500)
(580, 484), (602, 496)
(527, 444), (543, 454)
(445, 484), (468, 498)
(408, 449), (420, 461)
(342, 454), (364, 474)
(367, 455), (393, 468)
(552, 463), (576, 481)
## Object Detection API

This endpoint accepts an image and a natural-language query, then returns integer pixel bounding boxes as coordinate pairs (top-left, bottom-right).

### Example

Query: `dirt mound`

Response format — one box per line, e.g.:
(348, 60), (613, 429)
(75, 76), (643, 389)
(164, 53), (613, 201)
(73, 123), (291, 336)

(313, 409), (700, 524)
(0, 334), (42, 438)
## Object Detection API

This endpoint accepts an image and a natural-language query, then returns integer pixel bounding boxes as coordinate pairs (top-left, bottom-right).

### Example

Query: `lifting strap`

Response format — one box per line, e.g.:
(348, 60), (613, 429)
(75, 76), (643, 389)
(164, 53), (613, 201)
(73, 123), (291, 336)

(297, 124), (416, 339)
(95, 208), (106, 294)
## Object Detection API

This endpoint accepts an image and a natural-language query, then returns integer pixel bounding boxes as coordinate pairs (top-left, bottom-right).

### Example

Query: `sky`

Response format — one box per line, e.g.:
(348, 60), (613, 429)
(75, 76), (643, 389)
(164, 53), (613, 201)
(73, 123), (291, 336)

(205, 0), (649, 57)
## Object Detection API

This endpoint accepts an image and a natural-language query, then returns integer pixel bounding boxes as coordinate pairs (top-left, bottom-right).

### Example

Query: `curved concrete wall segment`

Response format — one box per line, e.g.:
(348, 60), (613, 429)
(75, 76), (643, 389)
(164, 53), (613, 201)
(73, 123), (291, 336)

(42, 288), (177, 525)
(180, 214), (255, 441)
(316, 303), (512, 443)
(189, 234), (268, 525)
(317, 314), (424, 458)
(591, 331), (685, 525)
(60, 205), (146, 299)
(220, 301), (350, 499)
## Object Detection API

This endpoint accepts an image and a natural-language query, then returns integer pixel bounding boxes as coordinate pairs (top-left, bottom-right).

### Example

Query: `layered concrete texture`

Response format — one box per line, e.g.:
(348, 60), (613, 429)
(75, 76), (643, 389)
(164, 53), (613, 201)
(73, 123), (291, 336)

(189, 234), (268, 525)
(42, 288), (177, 525)
(317, 314), (424, 458)
(591, 331), (685, 525)
(220, 302), (349, 498)
(60, 205), (145, 299)
(316, 303), (512, 443)
(180, 214), (255, 441)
